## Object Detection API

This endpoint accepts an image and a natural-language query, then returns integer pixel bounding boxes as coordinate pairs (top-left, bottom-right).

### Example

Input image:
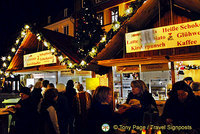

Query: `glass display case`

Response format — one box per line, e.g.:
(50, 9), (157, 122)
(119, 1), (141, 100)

(149, 79), (168, 100)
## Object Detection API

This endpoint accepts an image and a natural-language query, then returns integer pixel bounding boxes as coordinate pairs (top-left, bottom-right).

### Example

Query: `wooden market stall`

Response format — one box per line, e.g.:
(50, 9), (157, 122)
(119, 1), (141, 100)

(90, 0), (200, 112)
(4, 27), (86, 91)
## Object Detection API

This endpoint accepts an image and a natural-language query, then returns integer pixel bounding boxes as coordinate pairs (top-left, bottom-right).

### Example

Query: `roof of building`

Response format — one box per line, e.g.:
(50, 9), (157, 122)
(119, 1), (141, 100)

(7, 28), (80, 72)
(91, 0), (200, 66)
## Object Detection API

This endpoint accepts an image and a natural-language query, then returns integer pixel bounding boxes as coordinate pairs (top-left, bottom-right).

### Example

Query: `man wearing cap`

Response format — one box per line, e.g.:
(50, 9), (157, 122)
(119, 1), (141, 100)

(14, 87), (39, 134)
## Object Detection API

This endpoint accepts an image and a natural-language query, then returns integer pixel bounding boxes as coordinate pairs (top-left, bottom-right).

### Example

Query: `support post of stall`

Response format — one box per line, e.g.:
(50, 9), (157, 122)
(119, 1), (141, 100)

(171, 62), (175, 85)
(107, 67), (114, 110)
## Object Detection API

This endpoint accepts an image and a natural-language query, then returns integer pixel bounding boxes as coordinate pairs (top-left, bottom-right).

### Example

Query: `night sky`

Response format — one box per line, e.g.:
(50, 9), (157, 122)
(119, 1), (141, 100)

(0, 0), (74, 57)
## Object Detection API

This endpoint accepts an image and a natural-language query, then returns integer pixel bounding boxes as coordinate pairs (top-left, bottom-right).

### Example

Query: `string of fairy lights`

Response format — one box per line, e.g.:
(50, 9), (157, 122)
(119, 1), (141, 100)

(0, 0), (145, 78)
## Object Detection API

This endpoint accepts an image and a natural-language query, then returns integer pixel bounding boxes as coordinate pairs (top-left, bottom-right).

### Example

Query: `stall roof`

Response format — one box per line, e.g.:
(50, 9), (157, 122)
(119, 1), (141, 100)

(7, 28), (80, 72)
(91, 0), (200, 66)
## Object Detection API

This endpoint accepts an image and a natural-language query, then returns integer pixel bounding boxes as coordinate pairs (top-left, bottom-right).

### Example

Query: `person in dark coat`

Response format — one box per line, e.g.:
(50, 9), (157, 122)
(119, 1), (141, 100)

(87, 86), (114, 134)
(14, 87), (39, 134)
(40, 88), (60, 134)
(124, 80), (158, 125)
(56, 83), (70, 134)
(162, 81), (200, 129)
(74, 84), (91, 134)
(31, 81), (43, 111)
(64, 80), (77, 134)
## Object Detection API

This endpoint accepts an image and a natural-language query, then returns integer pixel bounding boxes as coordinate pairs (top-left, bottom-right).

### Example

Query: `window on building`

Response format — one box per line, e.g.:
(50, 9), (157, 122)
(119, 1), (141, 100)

(111, 7), (119, 23)
(64, 25), (69, 35)
(48, 16), (51, 24)
(97, 12), (104, 25)
(64, 8), (68, 17)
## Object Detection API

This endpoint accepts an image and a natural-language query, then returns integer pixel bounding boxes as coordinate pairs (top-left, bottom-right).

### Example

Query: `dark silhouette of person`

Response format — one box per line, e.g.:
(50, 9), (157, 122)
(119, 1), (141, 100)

(64, 80), (77, 134)
(56, 83), (70, 134)
(74, 84), (91, 134)
(162, 81), (200, 129)
(14, 87), (40, 134)
(40, 88), (60, 134)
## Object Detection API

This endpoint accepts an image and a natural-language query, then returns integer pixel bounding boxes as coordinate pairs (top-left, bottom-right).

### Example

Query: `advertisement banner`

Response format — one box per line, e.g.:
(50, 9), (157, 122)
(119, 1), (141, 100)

(126, 20), (200, 53)
(24, 50), (56, 67)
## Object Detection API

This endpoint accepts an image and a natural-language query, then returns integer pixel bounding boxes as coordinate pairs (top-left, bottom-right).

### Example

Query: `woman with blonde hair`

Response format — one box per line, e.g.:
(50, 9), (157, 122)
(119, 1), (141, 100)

(87, 86), (114, 134)
(124, 80), (158, 125)
(126, 80), (157, 110)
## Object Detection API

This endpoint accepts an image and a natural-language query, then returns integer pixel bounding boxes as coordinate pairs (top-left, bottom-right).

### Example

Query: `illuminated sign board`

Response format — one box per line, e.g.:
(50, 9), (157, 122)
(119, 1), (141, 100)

(24, 50), (56, 67)
(126, 20), (200, 53)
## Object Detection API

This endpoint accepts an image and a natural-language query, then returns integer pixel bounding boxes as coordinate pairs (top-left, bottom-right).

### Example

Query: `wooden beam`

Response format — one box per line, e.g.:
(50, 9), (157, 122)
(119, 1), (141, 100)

(11, 65), (70, 73)
(97, 52), (200, 67)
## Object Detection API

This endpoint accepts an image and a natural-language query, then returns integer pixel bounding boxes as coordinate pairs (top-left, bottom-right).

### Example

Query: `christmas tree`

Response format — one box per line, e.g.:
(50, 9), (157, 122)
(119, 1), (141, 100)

(75, 0), (104, 58)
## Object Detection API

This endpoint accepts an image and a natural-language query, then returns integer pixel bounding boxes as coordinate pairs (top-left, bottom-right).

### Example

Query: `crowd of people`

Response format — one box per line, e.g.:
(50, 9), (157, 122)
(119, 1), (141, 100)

(7, 77), (200, 134)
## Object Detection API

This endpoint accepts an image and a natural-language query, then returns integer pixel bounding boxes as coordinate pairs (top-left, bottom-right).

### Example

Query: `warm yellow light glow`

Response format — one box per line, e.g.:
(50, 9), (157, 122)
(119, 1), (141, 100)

(58, 55), (63, 61)
(80, 60), (86, 66)
(24, 25), (30, 29)
(100, 35), (106, 43)
(16, 39), (20, 44)
(157, 130), (161, 134)
(43, 41), (49, 47)
(92, 47), (97, 53)
(5, 72), (9, 77)
(69, 63), (73, 68)
(125, 7), (133, 15)
(76, 68), (82, 71)
(7, 56), (12, 61)
(3, 63), (7, 67)
(37, 36), (41, 41)
(0, 70), (3, 74)
(141, 129), (146, 134)
(11, 48), (16, 53)
(1, 57), (6, 61)
(112, 22), (120, 31)
(21, 31), (26, 37)
(51, 48), (55, 53)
